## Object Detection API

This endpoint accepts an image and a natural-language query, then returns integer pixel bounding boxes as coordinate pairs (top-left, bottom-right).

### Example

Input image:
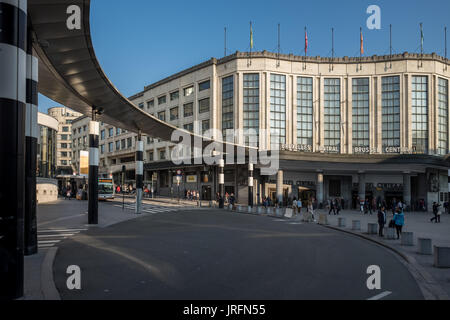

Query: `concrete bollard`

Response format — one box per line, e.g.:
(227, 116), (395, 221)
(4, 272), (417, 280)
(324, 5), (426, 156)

(237, 205), (243, 213)
(385, 227), (396, 240)
(275, 208), (282, 216)
(434, 247), (450, 268)
(248, 206), (252, 214)
(318, 213), (328, 225)
(418, 238), (433, 255)
(367, 223), (378, 235)
(338, 217), (346, 228)
(257, 207), (264, 214)
(284, 208), (293, 219)
(252, 207), (257, 214)
(267, 207), (274, 215)
(352, 220), (361, 231)
(228, 204), (233, 211)
(401, 232), (414, 246)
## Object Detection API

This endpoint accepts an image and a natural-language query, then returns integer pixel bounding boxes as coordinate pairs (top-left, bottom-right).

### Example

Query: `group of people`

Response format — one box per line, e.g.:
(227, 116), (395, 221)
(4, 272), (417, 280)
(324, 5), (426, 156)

(115, 184), (134, 194)
(431, 202), (444, 223)
(186, 190), (200, 201)
(292, 198), (316, 222)
(327, 198), (343, 215)
(377, 206), (405, 239)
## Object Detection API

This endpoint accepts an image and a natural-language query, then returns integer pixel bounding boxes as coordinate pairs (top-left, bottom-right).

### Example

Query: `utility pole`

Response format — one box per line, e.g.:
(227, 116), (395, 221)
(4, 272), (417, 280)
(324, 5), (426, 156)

(88, 107), (100, 225)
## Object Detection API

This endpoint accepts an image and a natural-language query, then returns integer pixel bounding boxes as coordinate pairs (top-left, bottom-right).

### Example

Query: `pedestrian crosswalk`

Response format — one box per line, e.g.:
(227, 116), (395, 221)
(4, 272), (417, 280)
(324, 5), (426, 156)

(113, 203), (178, 214)
(38, 228), (87, 249)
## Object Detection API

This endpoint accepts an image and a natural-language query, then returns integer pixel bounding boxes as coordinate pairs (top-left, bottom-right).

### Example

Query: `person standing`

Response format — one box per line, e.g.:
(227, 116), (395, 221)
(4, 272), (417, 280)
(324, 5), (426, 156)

(308, 201), (315, 223)
(328, 199), (335, 215)
(437, 203), (443, 223)
(335, 198), (341, 215)
(393, 209), (405, 240)
(297, 198), (303, 215)
(377, 207), (387, 237)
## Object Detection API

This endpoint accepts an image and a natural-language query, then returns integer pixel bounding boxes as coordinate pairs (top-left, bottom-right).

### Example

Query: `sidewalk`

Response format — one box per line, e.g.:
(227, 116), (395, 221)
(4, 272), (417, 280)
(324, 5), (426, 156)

(320, 209), (450, 299)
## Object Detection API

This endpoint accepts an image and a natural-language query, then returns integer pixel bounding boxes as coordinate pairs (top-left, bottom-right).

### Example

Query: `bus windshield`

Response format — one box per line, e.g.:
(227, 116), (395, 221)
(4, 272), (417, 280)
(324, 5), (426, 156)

(98, 180), (114, 195)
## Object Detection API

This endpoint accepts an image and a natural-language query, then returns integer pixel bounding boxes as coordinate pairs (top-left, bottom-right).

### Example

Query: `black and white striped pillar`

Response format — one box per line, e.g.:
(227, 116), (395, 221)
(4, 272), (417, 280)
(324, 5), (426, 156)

(24, 25), (38, 256)
(135, 133), (143, 214)
(218, 159), (224, 208)
(248, 163), (254, 208)
(88, 117), (99, 225)
(0, 0), (28, 299)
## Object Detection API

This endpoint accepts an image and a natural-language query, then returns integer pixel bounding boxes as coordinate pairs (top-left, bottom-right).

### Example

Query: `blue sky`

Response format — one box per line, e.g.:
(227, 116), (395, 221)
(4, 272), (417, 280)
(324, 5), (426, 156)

(38, 0), (450, 113)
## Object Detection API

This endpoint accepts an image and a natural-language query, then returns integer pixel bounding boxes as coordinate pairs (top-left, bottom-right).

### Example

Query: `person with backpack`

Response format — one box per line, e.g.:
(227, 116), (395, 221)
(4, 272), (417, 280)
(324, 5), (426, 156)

(431, 202), (440, 223)
(393, 208), (405, 240)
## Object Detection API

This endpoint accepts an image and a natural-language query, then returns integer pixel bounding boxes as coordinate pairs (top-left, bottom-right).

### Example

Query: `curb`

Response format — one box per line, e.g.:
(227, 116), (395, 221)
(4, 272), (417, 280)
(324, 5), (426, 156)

(41, 247), (61, 300)
(321, 224), (449, 300)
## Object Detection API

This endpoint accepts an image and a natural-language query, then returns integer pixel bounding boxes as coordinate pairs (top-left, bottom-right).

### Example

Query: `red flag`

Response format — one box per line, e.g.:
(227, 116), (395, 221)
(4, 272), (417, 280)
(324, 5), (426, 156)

(305, 29), (308, 55)
(360, 29), (364, 55)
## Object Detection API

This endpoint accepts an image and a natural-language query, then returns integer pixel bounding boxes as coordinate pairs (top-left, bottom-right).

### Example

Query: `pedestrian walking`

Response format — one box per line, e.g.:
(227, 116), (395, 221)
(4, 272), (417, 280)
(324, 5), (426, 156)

(437, 203), (443, 223)
(308, 201), (315, 222)
(393, 209), (405, 239)
(335, 198), (341, 215)
(297, 198), (303, 215)
(431, 202), (440, 223)
(377, 207), (387, 237)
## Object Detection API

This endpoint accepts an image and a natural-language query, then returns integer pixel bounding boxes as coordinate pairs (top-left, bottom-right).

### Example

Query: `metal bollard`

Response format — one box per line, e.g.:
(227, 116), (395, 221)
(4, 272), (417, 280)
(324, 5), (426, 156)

(385, 227), (396, 240)
(338, 217), (346, 228)
(418, 238), (433, 255)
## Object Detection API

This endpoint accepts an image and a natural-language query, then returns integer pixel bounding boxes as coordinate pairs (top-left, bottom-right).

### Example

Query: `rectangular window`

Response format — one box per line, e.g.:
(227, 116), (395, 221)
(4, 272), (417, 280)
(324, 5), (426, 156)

(127, 137), (132, 149)
(83, 125), (87, 132)
(183, 102), (193, 117)
(244, 74), (260, 146)
(115, 141), (120, 151)
(121, 139), (126, 149)
(199, 98), (210, 114)
(382, 76), (401, 152)
(297, 77), (313, 149)
(61, 143), (68, 149)
(438, 78), (449, 155)
(158, 95), (167, 105)
(324, 78), (341, 152)
(184, 86), (194, 97)
(184, 123), (194, 132)
(412, 76), (428, 154)
(170, 91), (179, 101)
(270, 74), (286, 149)
(138, 103), (144, 109)
(101, 130), (105, 140)
(159, 149), (166, 160)
(109, 128), (114, 137)
(147, 99), (154, 109)
(61, 134), (68, 141)
(202, 119), (210, 134)
(108, 142), (113, 152)
(148, 152), (154, 161)
(222, 75), (234, 140)
(352, 78), (370, 153)
(158, 111), (166, 121)
(62, 126), (69, 132)
(116, 128), (121, 135)
(100, 145), (105, 154)
(199, 80), (210, 91)
(170, 107), (179, 121)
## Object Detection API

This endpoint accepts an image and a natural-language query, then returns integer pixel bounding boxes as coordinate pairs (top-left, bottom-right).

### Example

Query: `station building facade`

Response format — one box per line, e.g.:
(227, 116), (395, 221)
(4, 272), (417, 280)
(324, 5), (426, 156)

(98, 51), (450, 211)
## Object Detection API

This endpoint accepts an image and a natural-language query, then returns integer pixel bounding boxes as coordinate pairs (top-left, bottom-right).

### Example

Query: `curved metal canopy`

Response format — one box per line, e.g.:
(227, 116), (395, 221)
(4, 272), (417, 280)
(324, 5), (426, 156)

(28, 0), (250, 153)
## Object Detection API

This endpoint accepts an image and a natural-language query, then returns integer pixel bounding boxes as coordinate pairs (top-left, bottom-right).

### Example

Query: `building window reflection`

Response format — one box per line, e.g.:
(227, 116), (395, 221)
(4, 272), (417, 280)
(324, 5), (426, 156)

(324, 78), (341, 152)
(412, 76), (429, 154)
(297, 77), (313, 148)
(270, 74), (286, 150)
(352, 78), (370, 152)
(37, 125), (57, 178)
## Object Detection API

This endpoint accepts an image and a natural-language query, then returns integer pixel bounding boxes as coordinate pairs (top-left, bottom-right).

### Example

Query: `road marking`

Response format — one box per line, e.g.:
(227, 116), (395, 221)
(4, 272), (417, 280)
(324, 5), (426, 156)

(38, 228), (87, 233)
(367, 291), (392, 300)
(38, 240), (61, 244)
(38, 234), (75, 238)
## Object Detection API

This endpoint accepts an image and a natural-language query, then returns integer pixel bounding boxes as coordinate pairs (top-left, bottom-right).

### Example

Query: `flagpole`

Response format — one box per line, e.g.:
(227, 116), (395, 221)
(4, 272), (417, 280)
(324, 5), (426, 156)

(304, 26), (307, 70)
(390, 24), (393, 68)
(420, 23), (423, 67)
(331, 27), (334, 71)
(224, 27), (227, 57)
(249, 21), (252, 66)
(445, 26), (448, 71)
(360, 27), (362, 70)
(277, 23), (281, 67)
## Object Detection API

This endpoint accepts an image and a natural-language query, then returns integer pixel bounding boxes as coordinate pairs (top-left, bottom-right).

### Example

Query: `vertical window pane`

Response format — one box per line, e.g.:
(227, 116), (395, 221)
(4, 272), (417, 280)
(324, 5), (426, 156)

(382, 76), (401, 152)
(270, 74), (286, 149)
(352, 78), (370, 152)
(244, 74), (260, 146)
(222, 75), (234, 140)
(412, 76), (428, 154)
(438, 78), (449, 155)
(297, 77), (313, 150)
(324, 78), (341, 152)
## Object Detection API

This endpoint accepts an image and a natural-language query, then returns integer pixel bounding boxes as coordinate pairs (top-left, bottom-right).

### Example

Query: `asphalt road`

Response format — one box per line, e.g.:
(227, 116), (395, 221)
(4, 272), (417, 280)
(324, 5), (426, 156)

(53, 208), (424, 300)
